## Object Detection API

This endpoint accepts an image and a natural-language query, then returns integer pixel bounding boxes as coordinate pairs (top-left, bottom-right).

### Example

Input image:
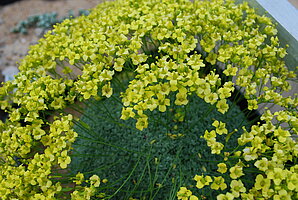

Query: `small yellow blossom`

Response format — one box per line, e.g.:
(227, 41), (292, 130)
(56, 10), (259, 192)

(74, 172), (84, 185)
(254, 157), (269, 171)
(211, 176), (227, 190)
(254, 174), (271, 191)
(217, 163), (227, 174)
(175, 88), (188, 105)
(230, 180), (246, 197)
(229, 165), (244, 179)
(216, 99), (229, 114)
(121, 107), (135, 120)
(136, 115), (148, 131)
(177, 187), (192, 200)
(223, 64), (237, 76)
(216, 192), (234, 200)
(247, 99), (258, 110)
(102, 82), (113, 98)
(89, 175), (100, 187)
(273, 189), (291, 200)
(194, 175), (212, 189)
(212, 120), (228, 135)
(267, 168), (286, 185)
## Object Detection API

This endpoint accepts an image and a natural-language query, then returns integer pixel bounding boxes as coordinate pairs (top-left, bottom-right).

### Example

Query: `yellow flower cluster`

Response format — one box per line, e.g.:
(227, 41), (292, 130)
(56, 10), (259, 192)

(0, 0), (296, 199)
(0, 115), (77, 199)
(192, 109), (297, 199)
(177, 187), (198, 200)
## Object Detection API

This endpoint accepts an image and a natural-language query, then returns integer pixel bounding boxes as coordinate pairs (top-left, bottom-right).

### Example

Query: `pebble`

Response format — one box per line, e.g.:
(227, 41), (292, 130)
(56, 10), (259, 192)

(34, 28), (44, 37)
(20, 38), (26, 43)
(2, 66), (19, 82)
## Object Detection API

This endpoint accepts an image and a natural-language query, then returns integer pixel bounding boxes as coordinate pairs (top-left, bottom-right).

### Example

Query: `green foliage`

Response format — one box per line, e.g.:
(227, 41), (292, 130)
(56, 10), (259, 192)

(70, 77), (251, 199)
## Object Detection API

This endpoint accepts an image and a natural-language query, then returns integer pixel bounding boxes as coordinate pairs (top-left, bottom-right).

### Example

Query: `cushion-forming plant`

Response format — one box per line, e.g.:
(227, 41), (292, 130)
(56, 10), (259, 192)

(0, 0), (297, 199)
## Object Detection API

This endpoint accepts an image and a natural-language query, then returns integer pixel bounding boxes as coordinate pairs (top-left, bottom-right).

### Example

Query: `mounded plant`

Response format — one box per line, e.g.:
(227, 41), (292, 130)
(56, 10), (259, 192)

(0, 0), (297, 199)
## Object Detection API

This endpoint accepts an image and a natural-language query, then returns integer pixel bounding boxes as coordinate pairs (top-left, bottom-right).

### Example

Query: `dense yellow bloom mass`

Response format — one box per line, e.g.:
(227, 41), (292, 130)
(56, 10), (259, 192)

(0, 0), (297, 199)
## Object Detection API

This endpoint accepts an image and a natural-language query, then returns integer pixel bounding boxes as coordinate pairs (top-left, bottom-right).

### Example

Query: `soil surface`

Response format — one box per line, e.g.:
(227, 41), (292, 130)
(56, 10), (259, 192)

(0, 0), (105, 82)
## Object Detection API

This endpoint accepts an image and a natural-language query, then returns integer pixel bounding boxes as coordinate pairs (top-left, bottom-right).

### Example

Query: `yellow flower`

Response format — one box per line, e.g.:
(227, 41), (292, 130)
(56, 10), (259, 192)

(211, 176), (227, 190)
(217, 163), (227, 174)
(206, 71), (220, 86)
(247, 99), (258, 110)
(136, 115), (148, 131)
(193, 175), (212, 189)
(102, 179), (108, 183)
(157, 93), (170, 112)
(114, 57), (125, 72)
(120, 107), (135, 120)
(230, 180), (246, 197)
(212, 120), (228, 135)
(98, 69), (114, 82)
(217, 87), (232, 99)
(216, 192), (234, 200)
(210, 141), (224, 154)
(206, 52), (217, 65)
(50, 96), (65, 110)
(240, 193), (254, 200)
(254, 157), (269, 171)
(158, 83), (171, 95)
(273, 127), (291, 143)
(177, 187), (192, 200)
(254, 174), (271, 191)
(33, 194), (47, 200)
(273, 189), (291, 200)
(287, 172), (298, 191)
(204, 92), (218, 105)
(196, 79), (211, 98)
(58, 150), (71, 169)
(187, 54), (205, 71)
(238, 128), (254, 145)
(102, 82), (113, 98)
(242, 147), (258, 161)
(1, 0), (297, 199)
(71, 190), (85, 200)
(89, 175), (100, 187)
(267, 168), (286, 185)
(264, 25), (277, 35)
(189, 195), (199, 200)
(229, 165), (244, 179)
(175, 88), (188, 105)
(9, 109), (21, 122)
(204, 130), (216, 141)
(223, 64), (237, 76)
(74, 172), (84, 185)
(216, 99), (229, 114)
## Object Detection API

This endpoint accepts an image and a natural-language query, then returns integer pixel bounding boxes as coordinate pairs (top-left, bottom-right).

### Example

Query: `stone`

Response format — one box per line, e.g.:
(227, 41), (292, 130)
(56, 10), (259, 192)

(2, 66), (19, 82)
(20, 38), (26, 44)
(34, 28), (44, 37)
